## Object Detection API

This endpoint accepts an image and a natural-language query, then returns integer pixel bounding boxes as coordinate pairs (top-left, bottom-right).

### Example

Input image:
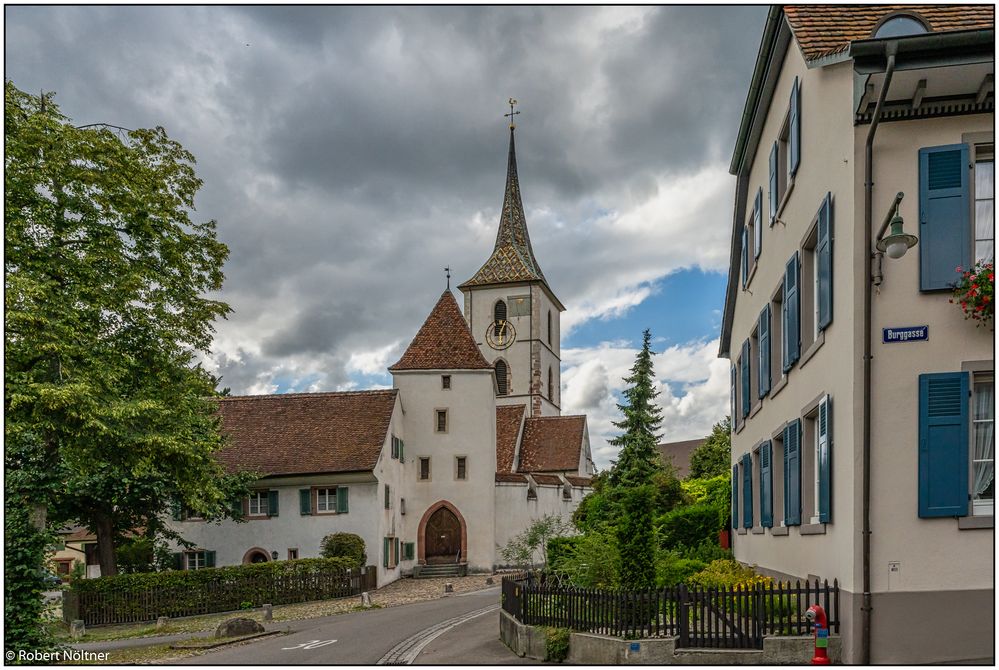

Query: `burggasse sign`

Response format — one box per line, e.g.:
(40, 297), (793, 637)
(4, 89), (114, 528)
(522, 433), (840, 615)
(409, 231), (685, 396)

(882, 325), (928, 343)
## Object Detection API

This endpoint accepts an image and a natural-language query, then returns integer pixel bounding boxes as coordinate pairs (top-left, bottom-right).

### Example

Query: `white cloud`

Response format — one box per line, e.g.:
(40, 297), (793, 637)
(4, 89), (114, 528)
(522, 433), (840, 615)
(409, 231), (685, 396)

(562, 338), (729, 470)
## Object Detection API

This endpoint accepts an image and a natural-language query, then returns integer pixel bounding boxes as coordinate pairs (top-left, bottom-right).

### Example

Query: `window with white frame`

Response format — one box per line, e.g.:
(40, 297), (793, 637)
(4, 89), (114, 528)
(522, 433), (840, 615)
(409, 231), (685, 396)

(974, 145), (994, 263)
(971, 373), (994, 516)
(248, 491), (269, 516)
(316, 488), (336, 513)
(187, 551), (207, 570)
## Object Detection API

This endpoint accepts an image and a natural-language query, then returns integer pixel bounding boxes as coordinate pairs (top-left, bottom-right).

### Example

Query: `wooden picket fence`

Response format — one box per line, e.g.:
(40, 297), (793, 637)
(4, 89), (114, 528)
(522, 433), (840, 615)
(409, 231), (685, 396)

(501, 573), (839, 649)
(64, 565), (377, 626)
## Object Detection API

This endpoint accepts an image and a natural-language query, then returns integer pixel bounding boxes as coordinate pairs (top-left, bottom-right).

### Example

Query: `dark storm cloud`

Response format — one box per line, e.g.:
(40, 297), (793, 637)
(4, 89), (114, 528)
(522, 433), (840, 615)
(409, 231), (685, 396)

(5, 5), (766, 395)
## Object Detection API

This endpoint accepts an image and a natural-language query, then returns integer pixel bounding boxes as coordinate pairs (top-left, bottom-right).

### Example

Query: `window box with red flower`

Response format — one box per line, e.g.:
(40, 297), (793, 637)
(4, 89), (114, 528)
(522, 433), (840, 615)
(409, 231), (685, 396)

(951, 261), (994, 328)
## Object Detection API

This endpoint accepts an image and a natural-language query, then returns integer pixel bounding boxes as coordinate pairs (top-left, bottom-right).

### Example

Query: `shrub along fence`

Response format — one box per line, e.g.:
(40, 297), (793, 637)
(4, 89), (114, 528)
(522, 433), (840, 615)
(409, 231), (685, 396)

(501, 573), (839, 650)
(64, 558), (376, 626)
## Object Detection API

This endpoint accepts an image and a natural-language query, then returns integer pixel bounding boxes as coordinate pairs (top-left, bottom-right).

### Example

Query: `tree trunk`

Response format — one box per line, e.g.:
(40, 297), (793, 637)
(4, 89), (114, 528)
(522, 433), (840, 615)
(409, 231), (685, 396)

(92, 511), (118, 577)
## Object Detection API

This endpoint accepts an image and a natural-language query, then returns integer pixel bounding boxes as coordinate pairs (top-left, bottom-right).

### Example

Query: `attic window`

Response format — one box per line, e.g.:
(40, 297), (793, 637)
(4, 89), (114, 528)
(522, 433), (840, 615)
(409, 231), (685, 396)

(874, 14), (928, 39)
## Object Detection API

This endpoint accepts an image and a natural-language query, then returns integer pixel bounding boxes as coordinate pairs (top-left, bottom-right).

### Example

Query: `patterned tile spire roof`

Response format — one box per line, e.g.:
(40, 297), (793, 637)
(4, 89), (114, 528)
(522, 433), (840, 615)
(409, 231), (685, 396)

(459, 128), (550, 289)
(388, 290), (492, 371)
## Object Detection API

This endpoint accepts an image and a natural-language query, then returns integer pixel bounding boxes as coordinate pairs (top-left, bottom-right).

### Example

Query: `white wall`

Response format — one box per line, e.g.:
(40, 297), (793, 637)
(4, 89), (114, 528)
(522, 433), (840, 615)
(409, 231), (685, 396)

(494, 480), (587, 567)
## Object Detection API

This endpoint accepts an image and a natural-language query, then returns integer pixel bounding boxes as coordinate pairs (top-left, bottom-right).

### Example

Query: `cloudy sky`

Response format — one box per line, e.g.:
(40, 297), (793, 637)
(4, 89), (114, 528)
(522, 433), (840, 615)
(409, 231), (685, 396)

(6, 5), (767, 469)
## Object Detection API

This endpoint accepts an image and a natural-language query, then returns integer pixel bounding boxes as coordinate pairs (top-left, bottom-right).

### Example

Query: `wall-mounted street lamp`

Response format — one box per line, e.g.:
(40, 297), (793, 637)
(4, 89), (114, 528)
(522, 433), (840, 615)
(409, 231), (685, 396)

(873, 192), (918, 286)
(271, 550), (279, 560)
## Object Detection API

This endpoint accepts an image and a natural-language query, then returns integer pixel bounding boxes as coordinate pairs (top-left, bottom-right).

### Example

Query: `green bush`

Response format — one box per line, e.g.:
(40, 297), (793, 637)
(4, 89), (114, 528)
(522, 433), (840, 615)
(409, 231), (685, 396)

(547, 536), (582, 572)
(657, 501), (725, 551)
(557, 529), (619, 589)
(679, 541), (732, 563)
(680, 474), (731, 506)
(543, 626), (571, 662)
(617, 485), (656, 590)
(655, 551), (707, 587)
(4, 498), (58, 652)
(687, 559), (757, 589)
(320, 533), (366, 567)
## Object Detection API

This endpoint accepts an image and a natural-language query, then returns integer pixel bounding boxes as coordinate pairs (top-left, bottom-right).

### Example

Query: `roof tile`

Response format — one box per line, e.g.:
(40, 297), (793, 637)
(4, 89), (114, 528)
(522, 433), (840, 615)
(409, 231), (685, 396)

(389, 291), (492, 371)
(517, 415), (585, 473)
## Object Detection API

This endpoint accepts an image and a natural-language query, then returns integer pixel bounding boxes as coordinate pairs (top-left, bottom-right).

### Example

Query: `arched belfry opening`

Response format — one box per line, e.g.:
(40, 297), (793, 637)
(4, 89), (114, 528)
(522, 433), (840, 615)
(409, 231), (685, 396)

(494, 299), (507, 336)
(495, 359), (509, 396)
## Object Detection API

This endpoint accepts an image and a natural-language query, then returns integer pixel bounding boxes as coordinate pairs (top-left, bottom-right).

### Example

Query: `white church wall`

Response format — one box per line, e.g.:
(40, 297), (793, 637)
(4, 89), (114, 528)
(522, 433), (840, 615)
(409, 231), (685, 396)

(463, 283), (535, 407)
(393, 368), (497, 572)
(493, 481), (588, 568)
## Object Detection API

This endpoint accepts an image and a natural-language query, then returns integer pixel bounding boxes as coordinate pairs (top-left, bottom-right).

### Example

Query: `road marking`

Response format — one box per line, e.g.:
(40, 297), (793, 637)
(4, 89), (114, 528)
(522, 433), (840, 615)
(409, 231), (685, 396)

(282, 639), (337, 651)
(376, 604), (499, 665)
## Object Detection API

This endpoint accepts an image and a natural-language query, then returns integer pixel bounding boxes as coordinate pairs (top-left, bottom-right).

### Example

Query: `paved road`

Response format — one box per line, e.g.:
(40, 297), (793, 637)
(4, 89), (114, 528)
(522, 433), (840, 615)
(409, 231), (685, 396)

(177, 586), (524, 665)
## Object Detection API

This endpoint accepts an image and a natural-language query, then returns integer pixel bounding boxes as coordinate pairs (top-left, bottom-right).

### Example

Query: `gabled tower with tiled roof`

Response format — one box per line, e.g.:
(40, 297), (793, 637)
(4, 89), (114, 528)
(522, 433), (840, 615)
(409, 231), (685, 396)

(459, 122), (564, 418)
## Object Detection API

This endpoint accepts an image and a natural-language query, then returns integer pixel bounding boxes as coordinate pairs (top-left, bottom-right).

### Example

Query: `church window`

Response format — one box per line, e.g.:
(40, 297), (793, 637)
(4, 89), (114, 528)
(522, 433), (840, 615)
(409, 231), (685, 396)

(494, 300), (507, 336)
(547, 310), (552, 345)
(419, 457), (431, 481)
(548, 367), (554, 401)
(441, 375), (451, 390)
(456, 456), (467, 480)
(495, 360), (509, 396)
(435, 409), (448, 433)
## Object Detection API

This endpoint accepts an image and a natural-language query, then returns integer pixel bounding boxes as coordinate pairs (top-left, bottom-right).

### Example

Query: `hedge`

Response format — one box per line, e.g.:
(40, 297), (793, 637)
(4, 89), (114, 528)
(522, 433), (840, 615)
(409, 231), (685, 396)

(68, 557), (369, 625)
(657, 501), (726, 550)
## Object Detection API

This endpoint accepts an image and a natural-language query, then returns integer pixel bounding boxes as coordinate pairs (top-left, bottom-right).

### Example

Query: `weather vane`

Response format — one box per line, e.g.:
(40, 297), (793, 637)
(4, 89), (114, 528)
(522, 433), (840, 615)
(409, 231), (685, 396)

(505, 98), (520, 129)
(445, 266), (451, 290)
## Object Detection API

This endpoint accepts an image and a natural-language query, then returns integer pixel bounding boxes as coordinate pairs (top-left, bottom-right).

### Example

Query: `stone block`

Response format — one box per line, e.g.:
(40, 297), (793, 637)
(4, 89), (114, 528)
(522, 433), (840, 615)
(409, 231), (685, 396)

(156, 616), (168, 630)
(262, 604), (273, 622)
(214, 617), (265, 638)
(70, 620), (85, 639)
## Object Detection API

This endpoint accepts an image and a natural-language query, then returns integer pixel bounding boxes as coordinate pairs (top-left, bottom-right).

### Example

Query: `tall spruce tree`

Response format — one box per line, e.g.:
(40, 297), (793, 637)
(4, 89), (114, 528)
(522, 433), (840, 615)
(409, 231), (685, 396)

(608, 329), (665, 488)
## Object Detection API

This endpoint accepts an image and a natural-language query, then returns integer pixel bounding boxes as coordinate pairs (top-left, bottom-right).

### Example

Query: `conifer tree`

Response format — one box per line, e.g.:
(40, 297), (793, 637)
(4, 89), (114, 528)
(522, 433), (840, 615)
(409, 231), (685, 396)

(608, 329), (665, 488)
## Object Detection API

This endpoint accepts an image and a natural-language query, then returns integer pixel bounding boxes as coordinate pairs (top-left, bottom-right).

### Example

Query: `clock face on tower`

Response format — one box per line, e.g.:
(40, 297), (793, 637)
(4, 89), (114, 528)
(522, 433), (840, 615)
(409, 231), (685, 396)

(485, 320), (516, 350)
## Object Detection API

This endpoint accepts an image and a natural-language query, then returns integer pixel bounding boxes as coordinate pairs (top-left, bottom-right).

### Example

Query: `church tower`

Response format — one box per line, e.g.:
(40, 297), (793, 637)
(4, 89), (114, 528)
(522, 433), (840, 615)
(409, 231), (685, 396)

(459, 118), (564, 418)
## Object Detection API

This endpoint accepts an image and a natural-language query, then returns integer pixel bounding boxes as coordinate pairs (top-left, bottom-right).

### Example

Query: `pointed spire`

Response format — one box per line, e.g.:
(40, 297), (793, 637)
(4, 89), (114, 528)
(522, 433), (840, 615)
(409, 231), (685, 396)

(460, 126), (550, 290)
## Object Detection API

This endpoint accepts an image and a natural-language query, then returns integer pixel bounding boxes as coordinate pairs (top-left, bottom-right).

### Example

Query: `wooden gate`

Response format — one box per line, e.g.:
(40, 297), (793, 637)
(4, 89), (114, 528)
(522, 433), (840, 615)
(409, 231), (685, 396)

(677, 583), (764, 649)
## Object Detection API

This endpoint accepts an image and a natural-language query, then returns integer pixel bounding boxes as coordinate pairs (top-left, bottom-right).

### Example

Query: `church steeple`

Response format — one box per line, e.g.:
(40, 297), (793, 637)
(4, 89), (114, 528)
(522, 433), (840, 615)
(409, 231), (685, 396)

(459, 126), (549, 291)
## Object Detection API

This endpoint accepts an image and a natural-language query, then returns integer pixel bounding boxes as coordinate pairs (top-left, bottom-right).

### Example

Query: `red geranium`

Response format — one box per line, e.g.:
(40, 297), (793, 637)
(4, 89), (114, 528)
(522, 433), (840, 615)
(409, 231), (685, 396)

(952, 260), (994, 328)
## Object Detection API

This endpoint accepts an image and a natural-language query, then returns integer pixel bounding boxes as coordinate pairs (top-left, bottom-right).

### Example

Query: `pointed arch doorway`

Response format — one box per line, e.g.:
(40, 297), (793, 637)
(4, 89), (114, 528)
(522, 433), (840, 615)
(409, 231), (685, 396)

(417, 501), (467, 565)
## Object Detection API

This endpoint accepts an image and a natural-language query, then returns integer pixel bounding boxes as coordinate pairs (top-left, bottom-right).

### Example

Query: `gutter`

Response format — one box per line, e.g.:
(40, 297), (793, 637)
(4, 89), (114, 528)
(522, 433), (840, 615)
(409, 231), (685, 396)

(861, 40), (897, 667)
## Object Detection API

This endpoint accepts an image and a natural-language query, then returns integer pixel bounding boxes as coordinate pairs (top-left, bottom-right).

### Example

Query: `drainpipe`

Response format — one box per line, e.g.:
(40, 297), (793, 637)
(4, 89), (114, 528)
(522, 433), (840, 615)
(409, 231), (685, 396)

(862, 41), (897, 666)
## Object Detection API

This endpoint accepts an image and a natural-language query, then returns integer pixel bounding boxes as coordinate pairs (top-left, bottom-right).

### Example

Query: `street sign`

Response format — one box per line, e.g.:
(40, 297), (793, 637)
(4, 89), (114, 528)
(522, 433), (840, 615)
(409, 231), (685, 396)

(882, 325), (928, 343)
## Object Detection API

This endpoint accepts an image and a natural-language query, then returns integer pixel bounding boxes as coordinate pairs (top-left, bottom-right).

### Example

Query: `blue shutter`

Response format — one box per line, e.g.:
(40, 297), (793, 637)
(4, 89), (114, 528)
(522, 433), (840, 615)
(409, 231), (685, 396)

(919, 144), (971, 291)
(817, 193), (833, 331)
(769, 142), (778, 225)
(818, 396), (832, 523)
(789, 76), (801, 177)
(784, 420), (801, 525)
(918, 372), (970, 517)
(730, 364), (737, 423)
(783, 253), (800, 372)
(754, 188), (763, 260)
(742, 453), (753, 528)
(741, 227), (749, 288)
(741, 340), (751, 418)
(760, 441), (773, 527)
(731, 464), (739, 529)
(758, 305), (771, 399)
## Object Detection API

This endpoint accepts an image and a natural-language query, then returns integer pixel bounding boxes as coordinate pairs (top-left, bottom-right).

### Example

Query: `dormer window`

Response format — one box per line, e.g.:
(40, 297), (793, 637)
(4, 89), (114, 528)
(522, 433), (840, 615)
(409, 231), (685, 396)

(874, 14), (928, 39)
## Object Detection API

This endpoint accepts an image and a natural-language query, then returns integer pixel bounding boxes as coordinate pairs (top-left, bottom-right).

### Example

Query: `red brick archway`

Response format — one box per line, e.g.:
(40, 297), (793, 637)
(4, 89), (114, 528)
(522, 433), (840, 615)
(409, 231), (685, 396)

(417, 500), (468, 565)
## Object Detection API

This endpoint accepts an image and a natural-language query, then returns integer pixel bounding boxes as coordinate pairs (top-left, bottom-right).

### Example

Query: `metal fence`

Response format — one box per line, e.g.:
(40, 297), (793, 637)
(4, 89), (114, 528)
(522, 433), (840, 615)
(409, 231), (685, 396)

(501, 573), (839, 649)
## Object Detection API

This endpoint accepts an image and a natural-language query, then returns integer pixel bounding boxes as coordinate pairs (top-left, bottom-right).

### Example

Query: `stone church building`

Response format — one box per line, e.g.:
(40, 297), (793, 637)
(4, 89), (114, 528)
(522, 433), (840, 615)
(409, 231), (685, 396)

(165, 126), (595, 585)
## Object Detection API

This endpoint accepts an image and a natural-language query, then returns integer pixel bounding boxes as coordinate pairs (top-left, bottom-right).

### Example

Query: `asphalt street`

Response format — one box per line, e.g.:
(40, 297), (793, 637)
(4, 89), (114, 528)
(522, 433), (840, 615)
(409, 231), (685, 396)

(174, 586), (528, 665)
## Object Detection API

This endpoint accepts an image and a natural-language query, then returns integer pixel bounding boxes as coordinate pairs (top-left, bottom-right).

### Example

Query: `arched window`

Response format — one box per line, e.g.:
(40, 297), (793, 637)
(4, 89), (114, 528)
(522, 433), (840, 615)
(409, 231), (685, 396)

(547, 310), (552, 345)
(494, 300), (507, 336)
(874, 14), (928, 38)
(548, 366), (554, 401)
(495, 359), (508, 396)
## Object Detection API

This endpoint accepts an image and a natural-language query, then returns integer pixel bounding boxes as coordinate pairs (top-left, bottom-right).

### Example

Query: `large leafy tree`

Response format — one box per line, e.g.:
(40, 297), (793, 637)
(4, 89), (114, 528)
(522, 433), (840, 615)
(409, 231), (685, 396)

(5, 82), (250, 578)
(608, 329), (665, 488)
(688, 417), (732, 479)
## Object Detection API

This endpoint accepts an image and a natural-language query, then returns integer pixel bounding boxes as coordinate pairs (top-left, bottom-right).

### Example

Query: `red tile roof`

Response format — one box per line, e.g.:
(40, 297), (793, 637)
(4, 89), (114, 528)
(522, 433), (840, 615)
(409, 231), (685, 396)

(496, 404), (527, 472)
(215, 390), (397, 476)
(565, 475), (593, 488)
(495, 472), (529, 483)
(389, 291), (492, 371)
(530, 473), (563, 486)
(785, 5), (994, 61)
(517, 415), (585, 473)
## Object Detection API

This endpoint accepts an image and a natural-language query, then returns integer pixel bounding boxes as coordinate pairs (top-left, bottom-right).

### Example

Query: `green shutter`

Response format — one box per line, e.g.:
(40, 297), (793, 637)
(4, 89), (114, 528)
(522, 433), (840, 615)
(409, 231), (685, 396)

(206, 550), (216, 568)
(760, 441), (773, 528)
(231, 497), (244, 520)
(818, 396), (832, 523)
(299, 489), (312, 515)
(337, 487), (349, 514)
(384, 484), (391, 510)
(268, 490), (279, 517)
(758, 305), (771, 399)
(172, 552), (184, 571)
(769, 141), (778, 225)
(789, 76), (800, 176)
(731, 464), (739, 529)
(404, 542), (414, 561)
(399, 440), (404, 463)
(394, 538), (400, 567)
(919, 144), (971, 291)
(817, 193), (833, 331)
(382, 537), (389, 568)
(742, 453), (753, 528)
(784, 419), (801, 525)
(919, 372), (970, 517)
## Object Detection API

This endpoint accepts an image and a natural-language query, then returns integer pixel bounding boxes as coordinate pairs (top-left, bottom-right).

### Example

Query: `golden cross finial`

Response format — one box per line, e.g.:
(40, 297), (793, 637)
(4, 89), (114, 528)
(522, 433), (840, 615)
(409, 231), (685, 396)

(504, 98), (520, 129)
